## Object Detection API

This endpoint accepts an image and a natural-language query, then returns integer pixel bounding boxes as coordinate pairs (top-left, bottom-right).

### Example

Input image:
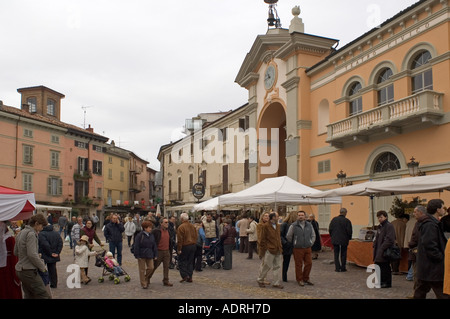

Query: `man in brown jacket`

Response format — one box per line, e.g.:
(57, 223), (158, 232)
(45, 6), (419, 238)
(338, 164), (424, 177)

(176, 213), (198, 283)
(257, 212), (283, 289)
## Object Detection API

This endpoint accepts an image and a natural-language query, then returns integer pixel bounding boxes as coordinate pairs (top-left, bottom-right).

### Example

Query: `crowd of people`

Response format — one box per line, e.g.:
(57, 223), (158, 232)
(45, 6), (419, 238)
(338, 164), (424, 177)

(0, 198), (449, 299)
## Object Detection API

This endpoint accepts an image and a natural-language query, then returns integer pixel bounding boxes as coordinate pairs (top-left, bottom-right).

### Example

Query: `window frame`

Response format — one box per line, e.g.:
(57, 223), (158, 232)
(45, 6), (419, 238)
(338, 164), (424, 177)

(410, 51), (433, 94)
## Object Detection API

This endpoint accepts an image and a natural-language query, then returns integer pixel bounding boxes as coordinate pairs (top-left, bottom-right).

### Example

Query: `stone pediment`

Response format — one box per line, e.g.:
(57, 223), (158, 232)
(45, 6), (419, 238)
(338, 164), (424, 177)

(235, 29), (338, 88)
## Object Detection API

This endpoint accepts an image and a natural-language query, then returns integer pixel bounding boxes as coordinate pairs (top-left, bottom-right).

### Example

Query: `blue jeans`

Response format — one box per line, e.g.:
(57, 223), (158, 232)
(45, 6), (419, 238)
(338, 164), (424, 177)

(109, 241), (123, 265)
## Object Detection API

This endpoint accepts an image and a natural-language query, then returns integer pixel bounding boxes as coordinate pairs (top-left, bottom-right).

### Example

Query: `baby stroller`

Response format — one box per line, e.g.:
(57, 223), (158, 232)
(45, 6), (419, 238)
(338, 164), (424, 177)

(202, 239), (224, 269)
(95, 250), (131, 284)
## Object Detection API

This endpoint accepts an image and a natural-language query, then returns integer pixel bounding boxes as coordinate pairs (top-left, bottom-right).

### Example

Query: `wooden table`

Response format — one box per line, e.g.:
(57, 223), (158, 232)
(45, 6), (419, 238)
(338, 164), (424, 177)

(347, 240), (409, 272)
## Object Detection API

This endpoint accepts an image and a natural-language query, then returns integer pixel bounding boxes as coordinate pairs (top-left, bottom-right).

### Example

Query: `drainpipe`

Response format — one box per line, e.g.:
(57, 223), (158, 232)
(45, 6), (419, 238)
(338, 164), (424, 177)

(14, 116), (20, 179)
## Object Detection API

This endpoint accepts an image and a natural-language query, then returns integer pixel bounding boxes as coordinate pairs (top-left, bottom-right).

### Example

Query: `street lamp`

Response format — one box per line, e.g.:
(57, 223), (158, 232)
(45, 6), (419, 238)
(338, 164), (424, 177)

(337, 170), (353, 187)
(407, 157), (425, 176)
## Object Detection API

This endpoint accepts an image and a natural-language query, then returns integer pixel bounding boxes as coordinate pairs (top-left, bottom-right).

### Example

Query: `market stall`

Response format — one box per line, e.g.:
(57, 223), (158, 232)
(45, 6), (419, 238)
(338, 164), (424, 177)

(305, 173), (450, 270)
(218, 176), (341, 208)
(0, 185), (36, 221)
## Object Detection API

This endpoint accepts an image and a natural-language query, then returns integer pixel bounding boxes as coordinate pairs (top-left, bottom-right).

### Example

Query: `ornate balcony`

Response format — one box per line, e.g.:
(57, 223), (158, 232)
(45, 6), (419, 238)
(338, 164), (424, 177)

(327, 90), (444, 148)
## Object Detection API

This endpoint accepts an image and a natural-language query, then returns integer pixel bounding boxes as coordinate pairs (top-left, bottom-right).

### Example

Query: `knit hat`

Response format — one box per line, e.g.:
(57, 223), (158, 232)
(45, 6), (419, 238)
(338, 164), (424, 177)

(106, 252), (113, 257)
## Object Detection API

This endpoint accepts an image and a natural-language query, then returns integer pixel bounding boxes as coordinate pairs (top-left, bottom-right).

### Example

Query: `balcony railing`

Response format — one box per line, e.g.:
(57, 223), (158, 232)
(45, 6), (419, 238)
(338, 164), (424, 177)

(327, 90), (444, 148)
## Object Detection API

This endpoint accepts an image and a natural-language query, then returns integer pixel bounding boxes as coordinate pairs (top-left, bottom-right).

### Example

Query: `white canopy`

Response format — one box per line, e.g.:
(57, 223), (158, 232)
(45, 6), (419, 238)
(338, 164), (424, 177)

(306, 173), (450, 199)
(0, 186), (36, 221)
(218, 176), (341, 207)
(193, 194), (240, 211)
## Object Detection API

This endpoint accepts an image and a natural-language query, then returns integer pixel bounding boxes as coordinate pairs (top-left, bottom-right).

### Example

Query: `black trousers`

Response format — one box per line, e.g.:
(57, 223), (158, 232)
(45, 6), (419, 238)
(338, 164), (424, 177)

(376, 261), (392, 287)
(178, 244), (196, 279)
(47, 262), (58, 288)
(414, 279), (450, 299)
(193, 245), (203, 271)
(282, 253), (292, 282)
(333, 244), (348, 271)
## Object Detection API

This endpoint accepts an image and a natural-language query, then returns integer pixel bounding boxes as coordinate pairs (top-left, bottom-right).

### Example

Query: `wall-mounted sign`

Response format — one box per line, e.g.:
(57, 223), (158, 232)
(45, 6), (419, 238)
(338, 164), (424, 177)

(192, 183), (205, 200)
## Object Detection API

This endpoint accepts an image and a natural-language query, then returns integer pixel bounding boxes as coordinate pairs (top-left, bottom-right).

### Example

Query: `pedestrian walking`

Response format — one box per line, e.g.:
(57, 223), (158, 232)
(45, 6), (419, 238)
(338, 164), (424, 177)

(286, 211), (315, 286)
(414, 199), (449, 299)
(373, 210), (396, 288)
(238, 211), (249, 254)
(80, 219), (103, 247)
(71, 217), (84, 257)
(132, 220), (158, 289)
(14, 214), (50, 299)
(57, 214), (68, 239)
(309, 213), (322, 260)
(104, 214), (125, 265)
(280, 211), (296, 282)
(443, 214), (450, 296)
(67, 216), (76, 249)
(257, 212), (283, 289)
(221, 218), (237, 270)
(149, 217), (174, 286)
(177, 212), (198, 283)
(246, 215), (258, 259)
(38, 223), (63, 288)
(405, 205), (427, 297)
(328, 208), (353, 272)
(124, 217), (136, 247)
(390, 214), (408, 274)
(193, 219), (205, 272)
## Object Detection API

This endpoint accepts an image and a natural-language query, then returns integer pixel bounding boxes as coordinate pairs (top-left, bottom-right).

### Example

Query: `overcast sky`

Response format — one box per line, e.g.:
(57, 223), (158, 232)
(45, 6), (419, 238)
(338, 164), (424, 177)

(0, 0), (419, 170)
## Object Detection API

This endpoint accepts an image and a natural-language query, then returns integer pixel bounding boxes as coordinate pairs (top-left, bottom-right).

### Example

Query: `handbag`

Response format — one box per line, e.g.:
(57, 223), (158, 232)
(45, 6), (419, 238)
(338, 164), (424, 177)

(383, 244), (401, 261)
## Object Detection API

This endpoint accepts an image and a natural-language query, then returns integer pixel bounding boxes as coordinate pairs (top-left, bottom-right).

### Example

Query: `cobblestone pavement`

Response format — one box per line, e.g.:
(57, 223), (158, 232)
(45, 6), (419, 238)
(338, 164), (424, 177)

(49, 230), (423, 300)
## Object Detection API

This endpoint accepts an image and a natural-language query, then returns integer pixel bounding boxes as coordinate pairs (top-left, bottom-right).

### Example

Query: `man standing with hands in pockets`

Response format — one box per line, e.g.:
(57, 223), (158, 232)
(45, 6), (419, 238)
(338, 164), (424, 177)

(287, 211), (316, 287)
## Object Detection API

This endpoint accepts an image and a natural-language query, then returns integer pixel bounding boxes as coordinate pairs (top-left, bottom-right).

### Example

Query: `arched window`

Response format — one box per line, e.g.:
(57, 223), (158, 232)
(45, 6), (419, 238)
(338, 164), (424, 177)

(411, 50), (433, 94)
(349, 82), (362, 116)
(374, 152), (401, 173)
(377, 68), (394, 106)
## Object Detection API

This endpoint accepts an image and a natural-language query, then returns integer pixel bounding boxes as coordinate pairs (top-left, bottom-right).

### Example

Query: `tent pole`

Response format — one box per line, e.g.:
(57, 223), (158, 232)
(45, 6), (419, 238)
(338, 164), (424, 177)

(370, 195), (375, 229)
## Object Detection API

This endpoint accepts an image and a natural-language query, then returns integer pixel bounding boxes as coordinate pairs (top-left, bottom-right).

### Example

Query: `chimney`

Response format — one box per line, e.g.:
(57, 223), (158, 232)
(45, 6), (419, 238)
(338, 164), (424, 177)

(86, 124), (94, 133)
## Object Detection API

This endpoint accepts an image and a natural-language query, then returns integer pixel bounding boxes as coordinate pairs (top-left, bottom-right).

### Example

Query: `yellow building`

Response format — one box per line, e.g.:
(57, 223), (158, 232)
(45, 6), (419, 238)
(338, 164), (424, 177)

(103, 141), (130, 209)
(234, 0), (450, 231)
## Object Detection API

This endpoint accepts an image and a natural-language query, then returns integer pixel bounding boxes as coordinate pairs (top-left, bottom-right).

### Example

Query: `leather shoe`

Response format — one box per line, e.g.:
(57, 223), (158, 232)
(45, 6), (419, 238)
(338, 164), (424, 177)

(304, 280), (314, 286)
(163, 281), (173, 287)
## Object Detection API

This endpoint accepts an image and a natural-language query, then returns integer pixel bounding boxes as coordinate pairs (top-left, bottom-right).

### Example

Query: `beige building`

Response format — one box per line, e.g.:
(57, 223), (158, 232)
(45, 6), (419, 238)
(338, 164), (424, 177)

(158, 105), (257, 213)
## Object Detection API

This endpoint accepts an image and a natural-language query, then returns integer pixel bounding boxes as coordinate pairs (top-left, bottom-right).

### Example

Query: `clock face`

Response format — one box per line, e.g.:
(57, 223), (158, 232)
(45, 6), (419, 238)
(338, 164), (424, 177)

(264, 64), (276, 90)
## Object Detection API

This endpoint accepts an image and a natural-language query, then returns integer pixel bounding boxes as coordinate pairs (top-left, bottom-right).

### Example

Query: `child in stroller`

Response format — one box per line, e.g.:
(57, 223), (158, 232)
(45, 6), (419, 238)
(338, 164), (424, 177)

(202, 239), (224, 269)
(95, 250), (130, 284)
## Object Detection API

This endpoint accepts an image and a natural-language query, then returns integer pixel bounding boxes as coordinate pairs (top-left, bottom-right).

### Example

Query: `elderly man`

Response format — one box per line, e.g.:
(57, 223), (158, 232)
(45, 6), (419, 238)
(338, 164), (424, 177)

(257, 212), (283, 289)
(177, 213), (198, 283)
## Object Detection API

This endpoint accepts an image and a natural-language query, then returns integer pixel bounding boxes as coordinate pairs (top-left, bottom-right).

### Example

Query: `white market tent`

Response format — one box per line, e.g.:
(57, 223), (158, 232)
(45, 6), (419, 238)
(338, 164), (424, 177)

(306, 173), (450, 198)
(193, 193), (240, 212)
(0, 186), (36, 221)
(217, 176), (342, 208)
(305, 172), (450, 226)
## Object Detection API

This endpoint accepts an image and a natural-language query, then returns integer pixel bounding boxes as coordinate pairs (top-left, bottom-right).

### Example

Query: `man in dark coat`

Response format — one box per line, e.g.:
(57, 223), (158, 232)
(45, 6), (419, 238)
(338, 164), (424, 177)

(328, 208), (353, 272)
(373, 210), (396, 288)
(38, 224), (63, 288)
(104, 214), (125, 265)
(414, 199), (449, 299)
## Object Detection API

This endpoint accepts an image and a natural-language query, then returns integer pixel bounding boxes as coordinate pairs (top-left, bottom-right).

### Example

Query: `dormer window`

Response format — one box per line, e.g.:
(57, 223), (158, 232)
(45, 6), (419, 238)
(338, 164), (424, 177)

(47, 99), (56, 116)
(27, 97), (37, 113)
